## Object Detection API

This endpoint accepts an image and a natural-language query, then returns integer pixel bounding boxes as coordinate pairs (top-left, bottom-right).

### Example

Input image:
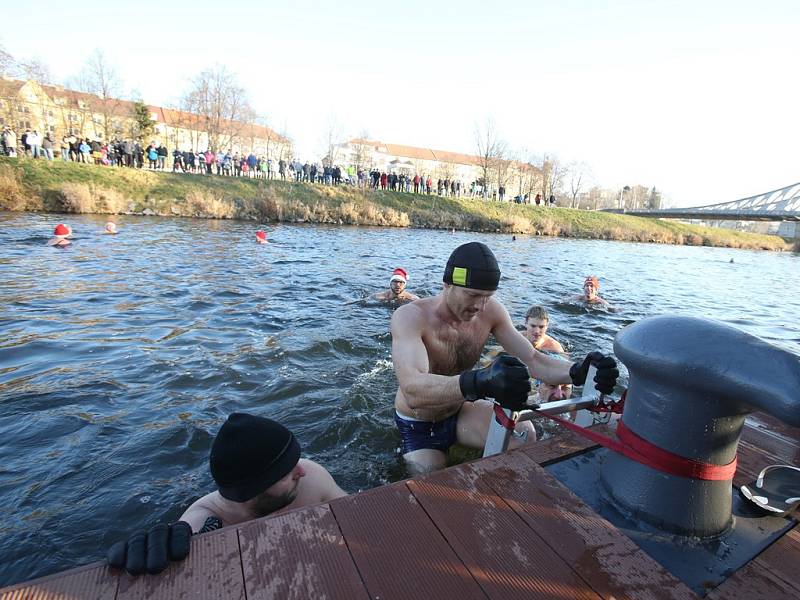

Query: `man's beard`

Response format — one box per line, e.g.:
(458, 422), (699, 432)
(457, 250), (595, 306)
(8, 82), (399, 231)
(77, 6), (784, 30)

(251, 482), (300, 517)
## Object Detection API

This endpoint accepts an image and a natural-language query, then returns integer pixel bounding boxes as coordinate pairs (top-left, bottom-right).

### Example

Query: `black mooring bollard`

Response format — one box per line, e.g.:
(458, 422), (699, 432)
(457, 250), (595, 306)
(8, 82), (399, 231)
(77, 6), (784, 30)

(602, 315), (800, 537)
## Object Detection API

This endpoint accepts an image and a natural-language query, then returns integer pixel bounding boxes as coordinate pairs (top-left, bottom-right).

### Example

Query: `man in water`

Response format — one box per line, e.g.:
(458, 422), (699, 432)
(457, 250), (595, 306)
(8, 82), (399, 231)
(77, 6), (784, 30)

(374, 267), (419, 303)
(573, 275), (609, 305)
(47, 223), (72, 246)
(107, 413), (346, 575)
(524, 305), (565, 353)
(523, 305), (573, 401)
(391, 242), (618, 474)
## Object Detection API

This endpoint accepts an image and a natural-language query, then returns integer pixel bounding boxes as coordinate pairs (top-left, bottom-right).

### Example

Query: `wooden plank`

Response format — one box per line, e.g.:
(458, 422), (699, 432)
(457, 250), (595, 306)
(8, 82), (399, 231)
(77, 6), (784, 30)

(474, 449), (697, 600)
(752, 526), (800, 592)
(519, 423), (614, 465)
(0, 563), (116, 600)
(733, 438), (786, 488)
(741, 422), (800, 464)
(408, 456), (600, 600)
(115, 526), (244, 600)
(746, 413), (800, 449)
(330, 481), (487, 600)
(706, 557), (798, 599)
(238, 503), (369, 600)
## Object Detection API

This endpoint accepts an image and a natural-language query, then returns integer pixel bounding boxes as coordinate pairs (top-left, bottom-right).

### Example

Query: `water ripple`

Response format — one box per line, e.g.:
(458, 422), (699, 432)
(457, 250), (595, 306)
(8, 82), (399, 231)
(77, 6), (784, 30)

(0, 212), (797, 585)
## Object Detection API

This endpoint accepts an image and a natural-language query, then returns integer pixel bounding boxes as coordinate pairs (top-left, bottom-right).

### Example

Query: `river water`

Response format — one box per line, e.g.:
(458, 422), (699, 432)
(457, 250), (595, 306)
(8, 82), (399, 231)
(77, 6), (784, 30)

(0, 211), (798, 586)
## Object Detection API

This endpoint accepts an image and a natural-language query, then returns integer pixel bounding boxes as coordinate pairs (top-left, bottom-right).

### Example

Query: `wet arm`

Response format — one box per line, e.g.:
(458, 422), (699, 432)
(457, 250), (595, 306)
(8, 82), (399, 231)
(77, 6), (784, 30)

(391, 306), (464, 411)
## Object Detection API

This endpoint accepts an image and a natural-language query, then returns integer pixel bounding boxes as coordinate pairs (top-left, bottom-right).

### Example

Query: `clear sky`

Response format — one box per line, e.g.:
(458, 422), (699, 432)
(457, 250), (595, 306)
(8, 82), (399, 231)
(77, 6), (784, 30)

(4, 0), (798, 206)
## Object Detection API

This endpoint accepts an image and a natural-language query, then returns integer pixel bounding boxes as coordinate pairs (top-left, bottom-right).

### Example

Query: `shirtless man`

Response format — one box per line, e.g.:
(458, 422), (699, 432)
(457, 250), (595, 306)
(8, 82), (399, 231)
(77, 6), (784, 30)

(523, 306), (574, 401)
(107, 413), (346, 575)
(374, 267), (420, 303)
(391, 242), (618, 474)
(524, 305), (566, 353)
(573, 275), (609, 305)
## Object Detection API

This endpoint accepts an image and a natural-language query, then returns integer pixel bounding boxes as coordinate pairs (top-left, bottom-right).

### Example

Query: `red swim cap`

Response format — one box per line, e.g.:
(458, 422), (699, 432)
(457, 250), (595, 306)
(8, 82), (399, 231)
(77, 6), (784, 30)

(54, 224), (70, 236)
(256, 230), (266, 241)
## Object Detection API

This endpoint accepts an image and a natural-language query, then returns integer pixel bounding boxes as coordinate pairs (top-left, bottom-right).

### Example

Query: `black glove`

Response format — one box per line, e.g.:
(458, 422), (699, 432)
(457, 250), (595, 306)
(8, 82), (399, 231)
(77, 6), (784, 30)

(107, 521), (192, 575)
(569, 352), (619, 395)
(459, 355), (531, 411)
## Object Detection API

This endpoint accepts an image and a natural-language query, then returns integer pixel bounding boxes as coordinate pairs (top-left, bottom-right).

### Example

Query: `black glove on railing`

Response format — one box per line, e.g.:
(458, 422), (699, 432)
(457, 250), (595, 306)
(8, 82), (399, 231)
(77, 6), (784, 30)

(459, 355), (531, 411)
(107, 521), (192, 575)
(569, 352), (619, 394)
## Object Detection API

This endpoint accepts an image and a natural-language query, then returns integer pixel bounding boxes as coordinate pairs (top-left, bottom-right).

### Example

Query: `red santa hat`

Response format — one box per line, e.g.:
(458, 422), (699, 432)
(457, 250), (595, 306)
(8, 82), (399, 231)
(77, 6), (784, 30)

(390, 267), (408, 283)
(255, 230), (267, 242)
(53, 223), (70, 236)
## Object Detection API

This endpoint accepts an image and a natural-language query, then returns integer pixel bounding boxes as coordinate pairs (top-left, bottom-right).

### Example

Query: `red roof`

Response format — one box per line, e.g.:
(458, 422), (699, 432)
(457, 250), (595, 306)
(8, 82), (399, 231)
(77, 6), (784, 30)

(1, 79), (287, 144)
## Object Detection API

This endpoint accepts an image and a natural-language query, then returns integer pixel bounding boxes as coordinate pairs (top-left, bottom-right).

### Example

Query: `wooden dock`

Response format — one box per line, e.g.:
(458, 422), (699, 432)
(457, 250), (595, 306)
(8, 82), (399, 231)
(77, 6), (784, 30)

(2, 415), (798, 599)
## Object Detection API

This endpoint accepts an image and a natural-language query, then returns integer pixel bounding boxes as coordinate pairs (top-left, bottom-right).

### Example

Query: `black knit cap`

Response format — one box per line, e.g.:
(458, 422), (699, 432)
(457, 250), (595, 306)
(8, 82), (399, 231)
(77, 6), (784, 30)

(442, 242), (501, 291)
(210, 413), (301, 502)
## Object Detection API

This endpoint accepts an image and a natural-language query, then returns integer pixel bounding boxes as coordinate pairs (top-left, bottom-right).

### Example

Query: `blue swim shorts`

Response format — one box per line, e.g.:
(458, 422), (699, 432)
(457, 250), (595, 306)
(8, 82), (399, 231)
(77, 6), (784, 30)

(395, 410), (459, 455)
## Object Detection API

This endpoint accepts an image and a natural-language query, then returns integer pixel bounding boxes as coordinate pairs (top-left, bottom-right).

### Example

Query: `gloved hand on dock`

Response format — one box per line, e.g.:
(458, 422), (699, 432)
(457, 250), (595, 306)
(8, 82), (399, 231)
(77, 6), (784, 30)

(569, 352), (619, 394)
(107, 521), (192, 576)
(460, 355), (531, 410)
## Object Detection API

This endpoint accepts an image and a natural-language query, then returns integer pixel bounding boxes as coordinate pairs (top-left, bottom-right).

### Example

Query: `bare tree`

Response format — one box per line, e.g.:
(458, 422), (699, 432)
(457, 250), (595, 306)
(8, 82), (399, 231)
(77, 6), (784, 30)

(568, 161), (591, 208)
(474, 118), (506, 199)
(548, 158), (566, 202)
(0, 43), (13, 77)
(320, 115), (343, 166)
(257, 115), (279, 162)
(73, 50), (123, 140)
(350, 129), (373, 172)
(181, 65), (255, 152)
(21, 58), (52, 84)
(0, 42), (52, 83)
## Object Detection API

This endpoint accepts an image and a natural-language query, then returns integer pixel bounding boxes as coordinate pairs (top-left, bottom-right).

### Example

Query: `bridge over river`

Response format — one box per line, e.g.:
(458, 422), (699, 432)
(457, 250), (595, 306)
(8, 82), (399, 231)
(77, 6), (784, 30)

(605, 183), (800, 233)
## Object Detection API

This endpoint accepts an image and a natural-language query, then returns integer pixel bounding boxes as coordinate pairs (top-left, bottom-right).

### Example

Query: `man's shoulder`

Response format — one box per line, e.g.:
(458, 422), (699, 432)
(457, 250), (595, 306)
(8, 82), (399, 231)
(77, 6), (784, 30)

(394, 296), (433, 316)
(391, 297), (431, 330)
(541, 335), (565, 352)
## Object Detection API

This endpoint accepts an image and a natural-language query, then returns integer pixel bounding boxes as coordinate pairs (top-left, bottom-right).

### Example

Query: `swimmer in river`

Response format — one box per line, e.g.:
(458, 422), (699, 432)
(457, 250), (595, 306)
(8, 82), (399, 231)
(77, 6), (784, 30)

(47, 223), (71, 246)
(374, 267), (420, 303)
(255, 230), (268, 244)
(104, 222), (118, 234)
(391, 242), (618, 474)
(572, 275), (609, 305)
(106, 413), (346, 576)
(490, 305), (573, 405)
(524, 305), (566, 353)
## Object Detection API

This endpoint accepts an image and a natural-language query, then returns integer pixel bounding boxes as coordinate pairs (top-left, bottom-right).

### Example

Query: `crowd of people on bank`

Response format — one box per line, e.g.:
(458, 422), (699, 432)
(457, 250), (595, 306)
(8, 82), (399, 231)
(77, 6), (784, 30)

(2, 126), (561, 205)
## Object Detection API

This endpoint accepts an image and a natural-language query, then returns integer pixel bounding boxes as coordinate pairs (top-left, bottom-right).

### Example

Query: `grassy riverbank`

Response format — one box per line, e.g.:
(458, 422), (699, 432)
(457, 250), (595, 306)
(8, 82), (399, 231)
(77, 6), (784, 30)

(0, 157), (790, 250)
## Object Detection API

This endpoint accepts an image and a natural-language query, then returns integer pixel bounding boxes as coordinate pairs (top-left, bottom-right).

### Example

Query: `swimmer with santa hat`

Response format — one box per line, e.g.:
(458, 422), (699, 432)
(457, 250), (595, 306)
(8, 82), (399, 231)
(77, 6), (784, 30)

(374, 267), (419, 303)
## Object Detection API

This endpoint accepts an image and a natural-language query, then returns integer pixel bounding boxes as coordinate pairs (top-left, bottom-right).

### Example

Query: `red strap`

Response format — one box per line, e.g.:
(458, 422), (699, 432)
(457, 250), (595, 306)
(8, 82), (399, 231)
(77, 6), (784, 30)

(542, 413), (737, 481)
(493, 404), (517, 431)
